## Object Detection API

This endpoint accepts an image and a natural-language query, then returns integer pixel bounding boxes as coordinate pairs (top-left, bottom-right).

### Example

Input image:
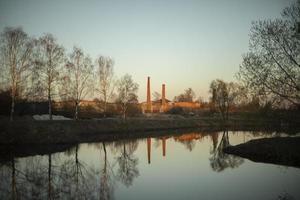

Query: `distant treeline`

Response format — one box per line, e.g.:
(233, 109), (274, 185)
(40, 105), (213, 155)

(0, 27), (141, 120)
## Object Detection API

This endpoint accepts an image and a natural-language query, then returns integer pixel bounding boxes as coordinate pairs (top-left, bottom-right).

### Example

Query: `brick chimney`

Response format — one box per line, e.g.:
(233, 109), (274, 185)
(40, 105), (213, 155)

(146, 76), (152, 112)
(161, 84), (166, 112)
(162, 84), (166, 105)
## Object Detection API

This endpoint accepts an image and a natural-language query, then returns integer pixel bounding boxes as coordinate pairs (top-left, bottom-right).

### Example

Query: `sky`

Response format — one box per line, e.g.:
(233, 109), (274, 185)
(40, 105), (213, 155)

(0, 0), (293, 102)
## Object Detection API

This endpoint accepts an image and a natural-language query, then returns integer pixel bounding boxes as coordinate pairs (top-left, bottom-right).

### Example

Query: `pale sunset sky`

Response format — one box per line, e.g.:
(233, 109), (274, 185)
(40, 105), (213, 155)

(0, 0), (293, 102)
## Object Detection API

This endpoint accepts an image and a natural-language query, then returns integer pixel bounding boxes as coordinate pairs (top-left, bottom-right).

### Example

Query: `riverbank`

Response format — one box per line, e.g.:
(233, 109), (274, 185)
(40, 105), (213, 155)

(0, 116), (299, 144)
(224, 137), (300, 168)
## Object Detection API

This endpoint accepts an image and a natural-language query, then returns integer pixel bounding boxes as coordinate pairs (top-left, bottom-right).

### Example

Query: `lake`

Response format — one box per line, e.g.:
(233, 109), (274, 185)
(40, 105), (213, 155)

(1, 131), (300, 200)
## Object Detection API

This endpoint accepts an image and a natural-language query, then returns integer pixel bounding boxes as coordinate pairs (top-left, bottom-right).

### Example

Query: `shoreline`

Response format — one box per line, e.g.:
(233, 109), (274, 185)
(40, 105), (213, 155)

(223, 137), (300, 168)
(0, 117), (299, 144)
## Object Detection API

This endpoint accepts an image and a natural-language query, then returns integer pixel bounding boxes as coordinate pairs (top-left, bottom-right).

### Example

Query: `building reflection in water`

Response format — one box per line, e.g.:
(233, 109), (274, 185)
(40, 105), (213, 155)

(174, 133), (202, 151)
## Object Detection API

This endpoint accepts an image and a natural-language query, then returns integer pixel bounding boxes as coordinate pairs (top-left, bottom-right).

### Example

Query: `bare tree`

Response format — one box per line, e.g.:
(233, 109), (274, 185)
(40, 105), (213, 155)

(152, 91), (161, 101)
(209, 79), (239, 120)
(96, 56), (115, 117)
(34, 34), (65, 120)
(174, 88), (195, 102)
(0, 27), (33, 121)
(238, 1), (300, 107)
(63, 47), (94, 120)
(116, 74), (139, 120)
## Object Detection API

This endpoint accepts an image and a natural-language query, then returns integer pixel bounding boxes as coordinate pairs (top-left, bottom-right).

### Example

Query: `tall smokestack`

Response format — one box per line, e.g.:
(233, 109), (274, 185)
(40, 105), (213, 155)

(161, 84), (166, 112)
(162, 84), (166, 105)
(146, 77), (151, 112)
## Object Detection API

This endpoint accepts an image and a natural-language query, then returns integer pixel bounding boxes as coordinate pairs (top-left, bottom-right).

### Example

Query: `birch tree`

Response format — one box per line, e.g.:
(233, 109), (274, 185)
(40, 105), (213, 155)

(96, 56), (115, 117)
(0, 27), (33, 121)
(34, 34), (65, 120)
(116, 74), (138, 120)
(64, 47), (94, 120)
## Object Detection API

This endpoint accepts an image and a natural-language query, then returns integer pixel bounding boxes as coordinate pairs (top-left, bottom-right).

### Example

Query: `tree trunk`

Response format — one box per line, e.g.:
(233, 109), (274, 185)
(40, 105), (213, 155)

(75, 101), (79, 120)
(226, 107), (229, 121)
(48, 89), (52, 120)
(10, 95), (15, 122)
(104, 101), (107, 118)
(122, 104), (126, 121)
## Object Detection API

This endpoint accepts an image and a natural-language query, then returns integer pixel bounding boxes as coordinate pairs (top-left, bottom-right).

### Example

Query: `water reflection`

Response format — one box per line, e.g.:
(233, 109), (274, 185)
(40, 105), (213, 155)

(209, 131), (244, 172)
(147, 138), (151, 164)
(99, 142), (114, 200)
(0, 131), (299, 200)
(174, 133), (202, 151)
(115, 140), (139, 187)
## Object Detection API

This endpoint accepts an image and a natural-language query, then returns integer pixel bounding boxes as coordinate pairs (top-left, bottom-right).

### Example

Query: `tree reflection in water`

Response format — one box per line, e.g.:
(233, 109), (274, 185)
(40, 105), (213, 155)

(209, 131), (244, 172)
(11, 159), (16, 200)
(114, 139), (139, 187)
(99, 142), (115, 200)
(0, 140), (140, 199)
(179, 140), (196, 151)
(58, 144), (98, 199)
(0, 155), (63, 199)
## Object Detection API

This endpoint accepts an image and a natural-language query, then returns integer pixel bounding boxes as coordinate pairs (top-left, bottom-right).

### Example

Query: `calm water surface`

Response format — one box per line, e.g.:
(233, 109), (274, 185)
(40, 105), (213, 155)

(1, 131), (300, 200)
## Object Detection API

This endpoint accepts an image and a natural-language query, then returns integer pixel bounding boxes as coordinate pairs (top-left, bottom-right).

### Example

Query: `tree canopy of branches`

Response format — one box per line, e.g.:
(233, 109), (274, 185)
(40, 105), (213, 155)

(152, 91), (161, 101)
(0, 27), (33, 121)
(174, 88), (195, 102)
(63, 47), (94, 120)
(34, 34), (65, 120)
(116, 74), (139, 120)
(209, 79), (239, 120)
(238, 0), (300, 107)
(96, 56), (115, 117)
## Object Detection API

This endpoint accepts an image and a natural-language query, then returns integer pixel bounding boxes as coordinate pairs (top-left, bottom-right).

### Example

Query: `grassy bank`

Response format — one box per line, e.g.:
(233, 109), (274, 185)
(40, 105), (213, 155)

(0, 116), (299, 144)
(224, 137), (300, 168)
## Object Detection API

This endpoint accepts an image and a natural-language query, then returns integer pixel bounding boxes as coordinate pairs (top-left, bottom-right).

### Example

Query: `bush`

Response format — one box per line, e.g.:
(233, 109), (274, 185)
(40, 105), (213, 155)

(167, 107), (185, 115)
(0, 90), (11, 115)
(126, 103), (142, 117)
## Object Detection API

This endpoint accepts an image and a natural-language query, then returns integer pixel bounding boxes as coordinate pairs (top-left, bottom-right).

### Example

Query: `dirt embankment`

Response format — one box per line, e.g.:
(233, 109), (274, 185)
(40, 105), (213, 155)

(224, 137), (300, 168)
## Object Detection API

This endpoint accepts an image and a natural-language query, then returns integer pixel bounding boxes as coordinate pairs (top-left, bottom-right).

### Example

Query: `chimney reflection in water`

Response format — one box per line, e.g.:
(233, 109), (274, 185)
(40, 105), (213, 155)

(162, 137), (166, 157)
(147, 138), (151, 164)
